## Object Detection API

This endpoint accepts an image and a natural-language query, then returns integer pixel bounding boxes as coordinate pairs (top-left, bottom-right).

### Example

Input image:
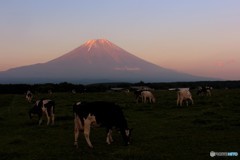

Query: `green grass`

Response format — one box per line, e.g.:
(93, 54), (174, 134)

(0, 89), (240, 160)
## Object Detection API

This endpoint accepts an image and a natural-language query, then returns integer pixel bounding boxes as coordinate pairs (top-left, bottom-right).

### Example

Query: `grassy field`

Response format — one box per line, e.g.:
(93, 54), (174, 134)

(0, 89), (240, 160)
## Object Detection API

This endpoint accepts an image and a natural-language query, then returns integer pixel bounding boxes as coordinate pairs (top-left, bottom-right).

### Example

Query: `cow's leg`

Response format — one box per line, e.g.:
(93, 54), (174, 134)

(38, 116), (43, 125)
(38, 112), (43, 125)
(109, 130), (113, 143)
(143, 96), (146, 103)
(42, 107), (50, 125)
(83, 118), (93, 148)
(207, 90), (211, 96)
(106, 129), (113, 144)
(74, 115), (82, 148)
(148, 96), (151, 103)
(177, 96), (180, 106)
(146, 96), (149, 103)
(45, 111), (50, 125)
(51, 114), (55, 125)
(190, 98), (194, 105)
(51, 106), (55, 125)
(180, 98), (183, 106)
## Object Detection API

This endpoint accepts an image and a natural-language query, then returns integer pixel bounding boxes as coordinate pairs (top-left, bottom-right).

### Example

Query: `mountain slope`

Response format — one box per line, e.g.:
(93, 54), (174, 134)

(0, 39), (217, 84)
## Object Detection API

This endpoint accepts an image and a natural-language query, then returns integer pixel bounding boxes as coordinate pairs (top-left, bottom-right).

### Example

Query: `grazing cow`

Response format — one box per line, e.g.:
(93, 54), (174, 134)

(197, 86), (212, 96)
(73, 101), (132, 148)
(26, 90), (33, 102)
(177, 89), (194, 106)
(140, 91), (156, 103)
(134, 90), (155, 103)
(29, 99), (55, 125)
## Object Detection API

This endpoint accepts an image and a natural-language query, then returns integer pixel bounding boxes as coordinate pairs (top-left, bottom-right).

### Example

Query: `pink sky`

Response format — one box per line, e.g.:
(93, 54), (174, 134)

(1, 0), (240, 80)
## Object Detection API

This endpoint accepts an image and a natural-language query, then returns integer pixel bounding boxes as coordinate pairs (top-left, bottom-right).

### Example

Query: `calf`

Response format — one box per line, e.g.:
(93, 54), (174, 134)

(73, 101), (132, 148)
(29, 99), (55, 125)
(177, 89), (194, 106)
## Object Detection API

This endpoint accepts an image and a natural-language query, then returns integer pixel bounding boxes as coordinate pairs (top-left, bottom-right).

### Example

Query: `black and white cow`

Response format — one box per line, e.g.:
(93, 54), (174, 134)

(197, 86), (212, 96)
(29, 99), (55, 125)
(26, 90), (33, 102)
(73, 101), (132, 148)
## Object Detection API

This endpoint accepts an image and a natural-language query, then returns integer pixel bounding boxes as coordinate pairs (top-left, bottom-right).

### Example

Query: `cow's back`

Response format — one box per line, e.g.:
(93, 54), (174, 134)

(74, 101), (127, 128)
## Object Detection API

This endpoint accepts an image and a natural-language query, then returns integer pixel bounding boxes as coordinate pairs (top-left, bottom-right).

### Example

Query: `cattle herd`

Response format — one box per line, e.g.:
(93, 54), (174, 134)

(26, 86), (212, 149)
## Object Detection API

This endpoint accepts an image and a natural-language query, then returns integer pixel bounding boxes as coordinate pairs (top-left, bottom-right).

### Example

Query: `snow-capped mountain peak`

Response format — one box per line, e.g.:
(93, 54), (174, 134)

(84, 39), (116, 52)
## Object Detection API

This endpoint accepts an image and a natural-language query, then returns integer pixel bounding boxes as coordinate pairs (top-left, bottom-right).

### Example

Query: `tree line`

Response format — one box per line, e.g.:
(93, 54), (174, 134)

(0, 81), (240, 94)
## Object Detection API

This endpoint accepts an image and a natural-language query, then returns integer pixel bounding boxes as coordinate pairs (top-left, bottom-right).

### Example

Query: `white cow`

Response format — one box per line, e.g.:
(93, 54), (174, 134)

(140, 91), (156, 103)
(177, 89), (193, 106)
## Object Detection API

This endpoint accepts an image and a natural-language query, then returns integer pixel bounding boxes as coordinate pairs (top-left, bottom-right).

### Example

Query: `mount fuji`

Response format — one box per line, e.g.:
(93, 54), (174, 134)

(0, 39), (216, 84)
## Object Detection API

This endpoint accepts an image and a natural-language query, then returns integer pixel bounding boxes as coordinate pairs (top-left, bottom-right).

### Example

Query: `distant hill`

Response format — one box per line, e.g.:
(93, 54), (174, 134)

(0, 39), (218, 84)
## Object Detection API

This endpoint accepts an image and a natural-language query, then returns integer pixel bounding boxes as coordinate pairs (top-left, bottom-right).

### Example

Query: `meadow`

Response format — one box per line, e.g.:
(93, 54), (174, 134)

(0, 89), (240, 160)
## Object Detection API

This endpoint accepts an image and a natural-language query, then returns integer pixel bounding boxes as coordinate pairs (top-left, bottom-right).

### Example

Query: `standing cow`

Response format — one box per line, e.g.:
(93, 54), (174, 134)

(73, 101), (132, 148)
(29, 99), (55, 125)
(177, 89), (194, 106)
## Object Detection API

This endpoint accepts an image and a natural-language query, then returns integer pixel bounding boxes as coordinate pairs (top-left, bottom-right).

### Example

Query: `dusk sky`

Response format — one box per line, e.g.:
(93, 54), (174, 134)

(1, 0), (240, 80)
